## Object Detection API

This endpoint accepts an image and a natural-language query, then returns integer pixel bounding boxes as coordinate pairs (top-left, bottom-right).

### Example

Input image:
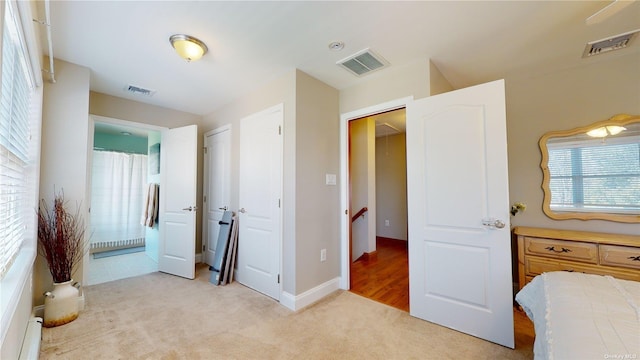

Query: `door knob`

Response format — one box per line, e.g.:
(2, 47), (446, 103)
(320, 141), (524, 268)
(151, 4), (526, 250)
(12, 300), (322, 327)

(182, 206), (198, 212)
(482, 218), (505, 229)
(239, 208), (246, 213)
(219, 206), (228, 211)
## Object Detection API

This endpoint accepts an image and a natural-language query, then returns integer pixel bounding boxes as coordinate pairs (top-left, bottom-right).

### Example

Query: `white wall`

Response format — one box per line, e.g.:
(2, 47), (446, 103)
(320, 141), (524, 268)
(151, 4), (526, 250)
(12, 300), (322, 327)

(506, 52), (640, 235)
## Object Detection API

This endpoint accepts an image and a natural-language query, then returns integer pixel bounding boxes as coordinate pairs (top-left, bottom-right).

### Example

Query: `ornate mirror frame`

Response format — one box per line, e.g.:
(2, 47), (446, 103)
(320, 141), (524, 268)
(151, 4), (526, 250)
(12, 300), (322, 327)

(539, 114), (640, 223)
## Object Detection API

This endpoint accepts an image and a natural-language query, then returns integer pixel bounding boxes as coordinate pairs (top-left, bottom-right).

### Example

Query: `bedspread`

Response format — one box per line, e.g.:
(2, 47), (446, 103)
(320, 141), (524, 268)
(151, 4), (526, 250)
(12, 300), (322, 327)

(516, 271), (640, 360)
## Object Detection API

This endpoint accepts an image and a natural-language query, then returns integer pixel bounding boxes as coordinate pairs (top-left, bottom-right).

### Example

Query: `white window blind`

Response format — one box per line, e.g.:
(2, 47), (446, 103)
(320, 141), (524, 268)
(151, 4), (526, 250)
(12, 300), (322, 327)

(548, 139), (640, 214)
(0, 1), (35, 279)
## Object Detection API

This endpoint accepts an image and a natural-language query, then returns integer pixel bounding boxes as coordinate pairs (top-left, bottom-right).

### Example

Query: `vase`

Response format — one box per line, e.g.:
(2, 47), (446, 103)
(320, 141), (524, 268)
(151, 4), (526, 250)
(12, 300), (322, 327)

(43, 280), (80, 327)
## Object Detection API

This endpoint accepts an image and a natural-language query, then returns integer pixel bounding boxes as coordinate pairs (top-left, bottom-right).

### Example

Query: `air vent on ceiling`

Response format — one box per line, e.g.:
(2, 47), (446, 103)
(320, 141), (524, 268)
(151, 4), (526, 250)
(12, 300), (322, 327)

(582, 29), (639, 58)
(337, 48), (389, 77)
(125, 84), (156, 97)
(375, 122), (401, 137)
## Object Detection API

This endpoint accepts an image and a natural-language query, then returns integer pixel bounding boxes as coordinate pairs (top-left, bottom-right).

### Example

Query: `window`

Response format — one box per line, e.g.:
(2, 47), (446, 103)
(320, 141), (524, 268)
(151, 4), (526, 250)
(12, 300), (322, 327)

(547, 134), (640, 214)
(0, 1), (37, 279)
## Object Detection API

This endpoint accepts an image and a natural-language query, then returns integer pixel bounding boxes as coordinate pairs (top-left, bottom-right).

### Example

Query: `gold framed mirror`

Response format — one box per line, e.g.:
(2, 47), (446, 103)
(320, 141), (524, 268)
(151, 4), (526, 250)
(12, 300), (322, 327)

(539, 114), (640, 223)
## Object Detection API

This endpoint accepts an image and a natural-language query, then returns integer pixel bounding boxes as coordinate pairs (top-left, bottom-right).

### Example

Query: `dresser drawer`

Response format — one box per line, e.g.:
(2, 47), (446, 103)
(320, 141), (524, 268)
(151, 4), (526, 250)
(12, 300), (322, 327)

(524, 237), (598, 263)
(525, 257), (640, 282)
(600, 245), (640, 270)
(525, 257), (596, 276)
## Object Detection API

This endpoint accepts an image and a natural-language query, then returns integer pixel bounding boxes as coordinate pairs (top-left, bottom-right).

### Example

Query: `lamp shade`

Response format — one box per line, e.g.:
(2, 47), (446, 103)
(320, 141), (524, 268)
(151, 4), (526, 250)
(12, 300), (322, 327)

(170, 34), (208, 62)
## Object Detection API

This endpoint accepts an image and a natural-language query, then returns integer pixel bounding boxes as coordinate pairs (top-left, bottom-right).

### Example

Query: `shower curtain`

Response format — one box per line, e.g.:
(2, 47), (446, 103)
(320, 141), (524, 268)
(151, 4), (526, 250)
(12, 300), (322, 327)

(90, 150), (148, 252)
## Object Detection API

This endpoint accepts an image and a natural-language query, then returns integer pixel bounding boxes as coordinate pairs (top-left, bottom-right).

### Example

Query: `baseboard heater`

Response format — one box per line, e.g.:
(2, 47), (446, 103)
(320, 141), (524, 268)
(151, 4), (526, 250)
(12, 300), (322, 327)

(19, 317), (42, 360)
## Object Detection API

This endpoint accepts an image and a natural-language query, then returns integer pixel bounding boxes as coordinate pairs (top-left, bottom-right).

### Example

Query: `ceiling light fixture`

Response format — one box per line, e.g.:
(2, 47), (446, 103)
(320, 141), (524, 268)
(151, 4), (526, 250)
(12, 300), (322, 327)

(169, 34), (208, 62)
(586, 125), (626, 138)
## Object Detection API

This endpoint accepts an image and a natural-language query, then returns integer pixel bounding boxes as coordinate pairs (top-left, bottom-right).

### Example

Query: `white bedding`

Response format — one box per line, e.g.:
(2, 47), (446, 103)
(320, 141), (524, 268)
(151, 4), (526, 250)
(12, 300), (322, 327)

(516, 272), (640, 360)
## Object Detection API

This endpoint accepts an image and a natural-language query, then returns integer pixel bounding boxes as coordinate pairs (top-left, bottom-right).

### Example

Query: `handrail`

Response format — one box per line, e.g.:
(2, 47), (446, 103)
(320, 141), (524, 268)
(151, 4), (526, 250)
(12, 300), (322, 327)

(351, 207), (368, 222)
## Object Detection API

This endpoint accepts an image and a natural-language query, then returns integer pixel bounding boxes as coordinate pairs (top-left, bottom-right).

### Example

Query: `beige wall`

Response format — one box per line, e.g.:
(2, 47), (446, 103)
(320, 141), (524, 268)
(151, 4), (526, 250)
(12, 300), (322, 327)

(506, 52), (640, 235)
(36, 58), (91, 305)
(202, 70), (298, 293)
(89, 92), (205, 253)
(294, 71), (340, 292)
(340, 60), (431, 113)
(429, 60), (454, 96)
(202, 70), (341, 295)
(375, 133), (407, 240)
(349, 117), (376, 260)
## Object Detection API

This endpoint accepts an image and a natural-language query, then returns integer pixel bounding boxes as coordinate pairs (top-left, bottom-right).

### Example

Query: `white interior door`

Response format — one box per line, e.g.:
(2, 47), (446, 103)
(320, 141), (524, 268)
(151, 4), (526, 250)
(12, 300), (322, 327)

(159, 125), (198, 279)
(406, 80), (514, 348)
(203, 126), (231, 266)
(237, 104), (283, 300)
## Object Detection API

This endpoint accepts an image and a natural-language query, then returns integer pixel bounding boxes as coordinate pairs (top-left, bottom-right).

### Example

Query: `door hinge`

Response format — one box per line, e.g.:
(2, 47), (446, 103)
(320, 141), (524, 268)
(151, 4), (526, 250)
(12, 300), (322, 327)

(203, 195), (207, 203)
(277, 274), (280, 284)
(278, 125), (281, 135)
(203, 147), (208, 154)
(202, 245), (205, 252)
(278, 198), (281, 208)
(345, 209), (348, 215)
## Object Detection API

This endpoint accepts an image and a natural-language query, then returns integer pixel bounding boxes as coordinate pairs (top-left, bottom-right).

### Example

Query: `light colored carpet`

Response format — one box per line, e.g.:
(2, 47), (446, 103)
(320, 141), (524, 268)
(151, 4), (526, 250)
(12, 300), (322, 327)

(41, 265), (534, 359)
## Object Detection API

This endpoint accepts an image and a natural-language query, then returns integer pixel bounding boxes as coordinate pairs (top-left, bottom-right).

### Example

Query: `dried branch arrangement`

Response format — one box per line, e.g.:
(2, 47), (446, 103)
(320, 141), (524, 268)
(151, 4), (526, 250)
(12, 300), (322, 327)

(37, 190), (87, 283)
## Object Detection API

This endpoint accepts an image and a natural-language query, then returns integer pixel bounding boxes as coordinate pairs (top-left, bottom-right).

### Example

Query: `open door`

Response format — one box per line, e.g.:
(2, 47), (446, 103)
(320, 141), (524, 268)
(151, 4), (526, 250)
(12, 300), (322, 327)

(158, 125), (198, 279)
(203, 125), (231, 266)
(406, 80), (514, 348)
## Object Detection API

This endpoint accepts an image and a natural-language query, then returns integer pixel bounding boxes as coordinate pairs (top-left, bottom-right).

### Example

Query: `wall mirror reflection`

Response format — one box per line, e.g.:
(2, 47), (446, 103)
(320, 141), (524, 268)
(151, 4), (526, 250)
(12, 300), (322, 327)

(539, 114), (640, 223)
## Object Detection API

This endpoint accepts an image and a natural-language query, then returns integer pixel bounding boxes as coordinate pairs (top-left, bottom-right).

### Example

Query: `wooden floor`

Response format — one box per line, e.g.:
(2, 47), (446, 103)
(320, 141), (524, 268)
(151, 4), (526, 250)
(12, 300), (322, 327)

(350, 237), (410, 311)
(350, 236), (535, 348)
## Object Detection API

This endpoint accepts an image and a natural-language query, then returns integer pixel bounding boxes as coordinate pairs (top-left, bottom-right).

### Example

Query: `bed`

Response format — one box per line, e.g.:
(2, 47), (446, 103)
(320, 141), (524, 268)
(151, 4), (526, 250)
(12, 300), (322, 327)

(516, 271), (640, 360)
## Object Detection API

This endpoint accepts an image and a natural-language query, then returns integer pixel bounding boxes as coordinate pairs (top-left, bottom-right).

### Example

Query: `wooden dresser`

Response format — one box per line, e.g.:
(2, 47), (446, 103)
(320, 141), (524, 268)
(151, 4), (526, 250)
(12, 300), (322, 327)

(514, 226), (640, 289)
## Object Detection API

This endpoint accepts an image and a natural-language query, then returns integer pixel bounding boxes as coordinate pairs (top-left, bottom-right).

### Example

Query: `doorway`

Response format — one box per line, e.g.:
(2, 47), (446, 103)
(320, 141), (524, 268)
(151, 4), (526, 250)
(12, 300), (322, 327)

(87, 117), (161, 285)
(347, 108), (409, 311)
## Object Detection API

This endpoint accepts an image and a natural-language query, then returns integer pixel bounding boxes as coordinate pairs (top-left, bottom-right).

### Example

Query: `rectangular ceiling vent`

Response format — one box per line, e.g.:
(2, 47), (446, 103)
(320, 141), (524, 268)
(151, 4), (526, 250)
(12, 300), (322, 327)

(582, 29), (639, 58)
(337, 48), (389, 77)
(125, 84), (156, 97)
(375, 122), (401, 137)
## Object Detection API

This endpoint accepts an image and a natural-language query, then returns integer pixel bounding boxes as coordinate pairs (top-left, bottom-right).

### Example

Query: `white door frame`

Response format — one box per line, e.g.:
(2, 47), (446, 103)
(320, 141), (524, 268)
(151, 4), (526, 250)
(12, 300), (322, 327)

(339, 97), (413, 290)
(85, 115), (166, 284)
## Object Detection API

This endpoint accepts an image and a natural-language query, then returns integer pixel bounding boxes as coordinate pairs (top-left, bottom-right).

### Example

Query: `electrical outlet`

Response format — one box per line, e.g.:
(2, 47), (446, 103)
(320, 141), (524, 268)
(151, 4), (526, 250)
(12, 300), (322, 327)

(384, 219), (390, 226)
(320, 249), (327, 262)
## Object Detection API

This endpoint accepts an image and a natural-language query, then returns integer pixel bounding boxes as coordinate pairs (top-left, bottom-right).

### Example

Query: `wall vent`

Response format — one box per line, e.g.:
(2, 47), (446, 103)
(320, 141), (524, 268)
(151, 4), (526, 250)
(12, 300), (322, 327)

(125, 84), (156, 97)
(337, 48), (389, 77)
(582, 29), (639, 58)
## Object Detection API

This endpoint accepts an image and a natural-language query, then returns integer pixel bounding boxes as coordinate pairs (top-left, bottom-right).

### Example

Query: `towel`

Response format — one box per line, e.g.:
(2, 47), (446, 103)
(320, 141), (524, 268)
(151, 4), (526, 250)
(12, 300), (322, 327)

(141, 183), (159, 227)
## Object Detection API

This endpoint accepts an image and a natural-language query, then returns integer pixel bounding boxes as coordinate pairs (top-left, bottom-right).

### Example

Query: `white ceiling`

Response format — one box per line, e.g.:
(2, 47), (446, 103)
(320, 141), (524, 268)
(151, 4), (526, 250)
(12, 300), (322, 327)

(41, 1), (640, 116)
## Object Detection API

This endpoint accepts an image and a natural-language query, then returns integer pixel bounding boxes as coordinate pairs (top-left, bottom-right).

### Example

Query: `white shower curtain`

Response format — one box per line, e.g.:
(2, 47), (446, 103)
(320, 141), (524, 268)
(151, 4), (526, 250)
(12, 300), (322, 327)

(91, 150), (148, 251)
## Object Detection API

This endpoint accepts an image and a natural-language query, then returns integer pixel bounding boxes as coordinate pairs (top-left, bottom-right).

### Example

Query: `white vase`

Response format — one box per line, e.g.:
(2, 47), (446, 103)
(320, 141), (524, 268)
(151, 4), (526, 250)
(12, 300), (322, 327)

(43, 280), (79, 328)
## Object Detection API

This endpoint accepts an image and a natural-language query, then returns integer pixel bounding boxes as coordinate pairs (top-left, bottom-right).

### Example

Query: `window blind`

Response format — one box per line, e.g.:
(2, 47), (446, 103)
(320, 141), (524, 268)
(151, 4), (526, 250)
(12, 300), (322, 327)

(548, 141), (640, 213)
(0, 2), (35, 279)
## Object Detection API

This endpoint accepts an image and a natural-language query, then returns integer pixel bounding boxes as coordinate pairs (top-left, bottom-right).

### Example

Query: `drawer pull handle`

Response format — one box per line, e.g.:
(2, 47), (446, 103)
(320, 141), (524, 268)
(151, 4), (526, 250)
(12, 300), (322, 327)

(545, 246), (572, 253)
(628, 255), (640, 262)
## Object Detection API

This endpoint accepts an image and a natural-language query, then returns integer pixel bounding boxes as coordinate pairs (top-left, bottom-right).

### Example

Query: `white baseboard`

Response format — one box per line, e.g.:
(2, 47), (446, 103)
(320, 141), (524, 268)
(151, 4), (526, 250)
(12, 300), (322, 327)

(33, 295), (85, 318)
(195, 252), (203, 264)
(280, 277), (341, 311)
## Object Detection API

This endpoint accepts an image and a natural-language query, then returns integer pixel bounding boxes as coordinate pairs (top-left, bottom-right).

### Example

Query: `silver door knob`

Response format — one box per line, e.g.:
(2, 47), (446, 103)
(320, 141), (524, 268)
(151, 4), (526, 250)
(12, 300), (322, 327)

(182, 206), (198, 212)
(239, 208), (246, 213)
(482, 218), (505, 229)
(219, 206), (228, 211)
